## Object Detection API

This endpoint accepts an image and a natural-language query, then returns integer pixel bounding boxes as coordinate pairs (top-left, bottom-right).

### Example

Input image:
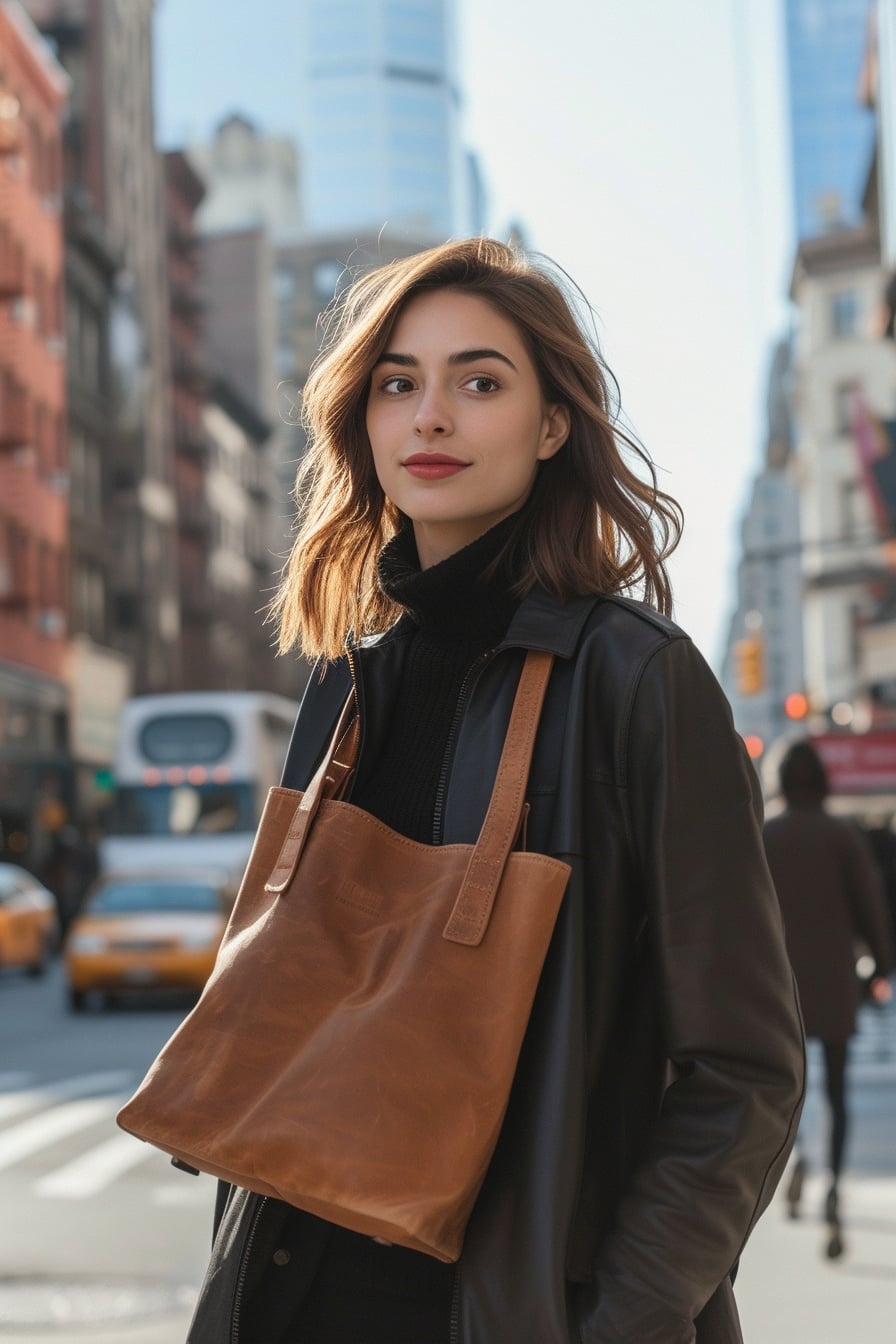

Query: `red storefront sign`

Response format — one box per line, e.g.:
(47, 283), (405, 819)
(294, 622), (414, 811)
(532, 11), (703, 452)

(811, 733), (896, 794)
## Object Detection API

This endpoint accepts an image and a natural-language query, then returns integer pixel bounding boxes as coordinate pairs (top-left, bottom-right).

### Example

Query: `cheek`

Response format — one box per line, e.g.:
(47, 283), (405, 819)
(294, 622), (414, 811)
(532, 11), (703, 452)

(366, 400), (400, 446)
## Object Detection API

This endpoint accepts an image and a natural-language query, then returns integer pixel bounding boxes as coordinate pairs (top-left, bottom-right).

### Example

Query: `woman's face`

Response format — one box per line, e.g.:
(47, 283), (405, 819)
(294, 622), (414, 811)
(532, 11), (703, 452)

(365, 289), (569, 568)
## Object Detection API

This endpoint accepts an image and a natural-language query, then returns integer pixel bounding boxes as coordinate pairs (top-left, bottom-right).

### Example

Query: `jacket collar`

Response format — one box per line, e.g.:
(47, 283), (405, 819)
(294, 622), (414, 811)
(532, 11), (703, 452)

(354, 588), (601, 659)
(498, 587), (601, 659)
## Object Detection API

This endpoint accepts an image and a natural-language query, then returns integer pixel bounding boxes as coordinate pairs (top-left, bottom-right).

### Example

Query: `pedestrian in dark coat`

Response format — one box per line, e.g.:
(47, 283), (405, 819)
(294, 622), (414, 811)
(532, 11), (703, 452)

(763, 740), (894, 1259)
(185, 237), (805, 1343)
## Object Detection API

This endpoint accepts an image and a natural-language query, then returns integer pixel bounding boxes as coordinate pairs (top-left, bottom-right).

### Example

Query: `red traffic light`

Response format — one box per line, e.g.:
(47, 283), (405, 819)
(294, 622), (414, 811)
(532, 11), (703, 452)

(784, 692), (809, 720)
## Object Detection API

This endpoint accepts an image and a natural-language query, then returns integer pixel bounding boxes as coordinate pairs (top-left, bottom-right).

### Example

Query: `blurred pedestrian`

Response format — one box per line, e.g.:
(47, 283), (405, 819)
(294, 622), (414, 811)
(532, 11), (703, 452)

(863, 819), (896, 949)
(184, 237), (804, 1343)
(763, 740), (894, 1260)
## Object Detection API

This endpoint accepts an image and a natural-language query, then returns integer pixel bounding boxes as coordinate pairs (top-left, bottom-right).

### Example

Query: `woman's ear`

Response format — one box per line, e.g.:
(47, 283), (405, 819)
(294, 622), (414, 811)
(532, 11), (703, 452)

(537, 403), (571, 461)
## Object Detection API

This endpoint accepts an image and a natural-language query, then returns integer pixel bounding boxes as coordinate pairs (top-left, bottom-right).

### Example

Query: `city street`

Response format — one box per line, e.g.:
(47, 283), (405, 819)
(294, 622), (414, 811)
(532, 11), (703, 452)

(0, 962), (213, 1342)
(0, 962), (894, 1342)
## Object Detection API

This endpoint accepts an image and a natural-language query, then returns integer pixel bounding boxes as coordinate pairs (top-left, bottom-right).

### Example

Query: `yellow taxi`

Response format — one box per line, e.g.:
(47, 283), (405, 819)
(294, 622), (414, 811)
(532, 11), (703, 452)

(0, 862), (59, 977)
(64, 871), (234, 1011)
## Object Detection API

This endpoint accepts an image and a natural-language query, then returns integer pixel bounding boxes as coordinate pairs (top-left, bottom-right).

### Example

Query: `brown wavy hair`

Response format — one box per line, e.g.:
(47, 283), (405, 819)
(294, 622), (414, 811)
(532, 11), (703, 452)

(271, 237), (683, 659)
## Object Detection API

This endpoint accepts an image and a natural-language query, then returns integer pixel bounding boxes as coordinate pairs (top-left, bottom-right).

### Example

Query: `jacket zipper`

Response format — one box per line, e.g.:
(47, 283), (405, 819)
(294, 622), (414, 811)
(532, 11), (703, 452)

(432, 650), (495, 844)
(230, 1194), (267, 1344)
(343, 644), (363, 801)
(449, 1263), (462, 1344)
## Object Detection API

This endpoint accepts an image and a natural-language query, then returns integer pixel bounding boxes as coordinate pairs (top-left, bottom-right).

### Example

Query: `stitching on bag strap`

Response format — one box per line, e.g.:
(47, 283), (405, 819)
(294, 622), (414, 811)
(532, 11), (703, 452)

(264, 693), (357, 893)
(442, 650), (554, 946)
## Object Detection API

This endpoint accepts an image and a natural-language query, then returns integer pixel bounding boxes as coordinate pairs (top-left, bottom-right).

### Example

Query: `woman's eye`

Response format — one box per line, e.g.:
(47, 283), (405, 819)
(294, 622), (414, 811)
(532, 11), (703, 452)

(463, 375), (499, 393)
(381, 375), (415, 394)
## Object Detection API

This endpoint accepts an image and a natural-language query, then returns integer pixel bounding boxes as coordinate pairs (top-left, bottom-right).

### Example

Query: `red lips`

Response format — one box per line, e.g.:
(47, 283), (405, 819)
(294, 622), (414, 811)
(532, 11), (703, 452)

(403, 453), (467, 467)
(402, 452), (470, 481)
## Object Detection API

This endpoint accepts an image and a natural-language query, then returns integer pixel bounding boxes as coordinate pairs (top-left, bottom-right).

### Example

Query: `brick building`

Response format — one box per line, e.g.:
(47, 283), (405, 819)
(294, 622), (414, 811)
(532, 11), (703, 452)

(0, 0), (69, 866)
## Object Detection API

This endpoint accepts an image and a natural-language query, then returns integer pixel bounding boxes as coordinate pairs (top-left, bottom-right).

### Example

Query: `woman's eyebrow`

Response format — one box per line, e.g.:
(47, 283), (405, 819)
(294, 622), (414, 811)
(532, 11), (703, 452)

(374, 348), (519, 372)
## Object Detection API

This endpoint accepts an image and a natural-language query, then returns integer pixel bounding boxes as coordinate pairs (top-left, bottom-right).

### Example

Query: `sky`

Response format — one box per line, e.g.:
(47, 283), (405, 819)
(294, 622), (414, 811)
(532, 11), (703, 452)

(155, 0), (795, 670)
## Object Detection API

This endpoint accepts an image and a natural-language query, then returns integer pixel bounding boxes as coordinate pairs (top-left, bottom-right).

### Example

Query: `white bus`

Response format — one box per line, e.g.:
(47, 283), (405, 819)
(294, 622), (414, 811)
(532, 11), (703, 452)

(100, 691), (298, 879)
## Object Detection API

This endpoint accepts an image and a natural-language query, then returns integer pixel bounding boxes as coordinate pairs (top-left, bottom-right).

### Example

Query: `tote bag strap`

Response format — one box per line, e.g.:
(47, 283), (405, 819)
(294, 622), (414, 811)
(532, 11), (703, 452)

(266, 648), (553, 906)
(265, 691), (359, 893)
(443, 649), (554, 946)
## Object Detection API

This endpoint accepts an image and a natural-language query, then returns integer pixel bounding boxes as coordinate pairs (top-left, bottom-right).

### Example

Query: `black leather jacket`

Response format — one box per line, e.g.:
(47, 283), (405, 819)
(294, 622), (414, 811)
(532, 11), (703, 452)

(187, 590), (805, 1344)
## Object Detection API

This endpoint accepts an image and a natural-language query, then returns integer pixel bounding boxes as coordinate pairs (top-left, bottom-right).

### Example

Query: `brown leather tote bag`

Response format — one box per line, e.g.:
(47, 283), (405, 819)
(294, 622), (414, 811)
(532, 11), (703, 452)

(117, 650), (570, 1262)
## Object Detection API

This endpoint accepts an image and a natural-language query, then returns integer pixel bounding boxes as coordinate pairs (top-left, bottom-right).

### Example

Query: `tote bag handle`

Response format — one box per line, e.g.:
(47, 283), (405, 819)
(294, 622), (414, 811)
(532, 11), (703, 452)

(264, 694), (359, 893)
(266, 650), (555, 944)
(443, 650), (553, 945)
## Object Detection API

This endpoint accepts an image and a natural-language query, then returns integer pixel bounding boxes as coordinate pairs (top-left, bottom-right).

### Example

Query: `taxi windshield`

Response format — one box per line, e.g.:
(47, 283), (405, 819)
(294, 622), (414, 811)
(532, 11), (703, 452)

(89, 882), (222, 914)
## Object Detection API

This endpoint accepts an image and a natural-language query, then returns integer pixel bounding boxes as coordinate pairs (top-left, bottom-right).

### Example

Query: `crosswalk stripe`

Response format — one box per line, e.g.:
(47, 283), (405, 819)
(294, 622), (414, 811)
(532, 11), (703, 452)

(0, 1072), (134, 1124)
(35, 1132), (154, 1199)
(0, 1075), (135, 1128)
(0, 1091), (45, 1123)
(0, 1097), (116, 1172)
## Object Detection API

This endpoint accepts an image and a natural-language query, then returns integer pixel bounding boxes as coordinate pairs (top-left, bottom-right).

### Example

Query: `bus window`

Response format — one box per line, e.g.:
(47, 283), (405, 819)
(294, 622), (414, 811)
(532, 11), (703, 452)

(107, 783), (254, 838)
(139, 715), (233, 765)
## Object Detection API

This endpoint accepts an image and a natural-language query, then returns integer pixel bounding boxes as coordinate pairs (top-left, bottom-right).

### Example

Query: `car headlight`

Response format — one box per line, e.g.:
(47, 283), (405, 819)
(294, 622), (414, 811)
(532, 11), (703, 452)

(69, 933), (107, 954)
(179, 930), (219, 951)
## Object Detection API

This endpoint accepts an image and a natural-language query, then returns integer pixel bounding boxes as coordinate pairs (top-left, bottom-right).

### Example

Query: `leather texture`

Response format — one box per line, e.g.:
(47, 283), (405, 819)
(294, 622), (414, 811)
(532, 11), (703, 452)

(117, 650), (570, 1263)
(185, 590), (805, 1344)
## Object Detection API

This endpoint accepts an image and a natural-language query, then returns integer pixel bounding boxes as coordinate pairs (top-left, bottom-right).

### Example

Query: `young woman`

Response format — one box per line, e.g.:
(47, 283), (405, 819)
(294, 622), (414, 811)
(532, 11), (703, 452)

(187, 238), (804, 1344)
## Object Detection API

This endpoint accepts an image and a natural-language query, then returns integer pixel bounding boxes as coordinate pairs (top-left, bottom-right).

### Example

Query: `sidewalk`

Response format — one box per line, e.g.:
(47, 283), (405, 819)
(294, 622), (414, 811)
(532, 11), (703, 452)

(737, 1171), (896, 1341)
(737, 1002), (896, 1342)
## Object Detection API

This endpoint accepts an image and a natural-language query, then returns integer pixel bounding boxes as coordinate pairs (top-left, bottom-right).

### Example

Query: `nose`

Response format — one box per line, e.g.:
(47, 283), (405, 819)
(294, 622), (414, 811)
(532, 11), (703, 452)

(413, 388), (451, 437)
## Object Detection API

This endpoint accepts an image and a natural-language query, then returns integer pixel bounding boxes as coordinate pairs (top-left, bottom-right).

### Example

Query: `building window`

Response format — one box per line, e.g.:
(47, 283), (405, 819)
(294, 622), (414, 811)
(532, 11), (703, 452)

(834, 380), (859, 435)
(839, 477), (863, 542)
(831, 290), (859, 339)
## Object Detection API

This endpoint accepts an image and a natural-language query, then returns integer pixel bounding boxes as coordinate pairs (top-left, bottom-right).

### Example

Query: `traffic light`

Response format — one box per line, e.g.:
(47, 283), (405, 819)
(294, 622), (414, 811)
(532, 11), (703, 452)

(734, 636), (765, 696)
(784, 691), (809, 721)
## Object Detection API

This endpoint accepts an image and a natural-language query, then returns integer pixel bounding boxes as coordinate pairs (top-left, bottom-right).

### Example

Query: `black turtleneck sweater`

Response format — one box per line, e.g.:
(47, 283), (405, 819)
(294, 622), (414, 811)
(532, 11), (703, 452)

(350, 517), (520, 842)
(288, 516), (521, 1344)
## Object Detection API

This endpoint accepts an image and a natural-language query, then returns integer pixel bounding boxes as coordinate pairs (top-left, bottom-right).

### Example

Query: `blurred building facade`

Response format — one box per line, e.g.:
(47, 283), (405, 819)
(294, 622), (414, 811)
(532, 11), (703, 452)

(165, 148), (211, 692)
(789, 223), (896, 720)
(722, 340), (805, 748)
(64, 186), (132, 821)
(0, 0), (71, 866)
(200, 226), (277, 417)
(23, 0), (181, 695)
(203, 376), (275, 693)
(728, 0), (896, 791)
(296, 0), (476, 239)
(189, 114), (304, 244)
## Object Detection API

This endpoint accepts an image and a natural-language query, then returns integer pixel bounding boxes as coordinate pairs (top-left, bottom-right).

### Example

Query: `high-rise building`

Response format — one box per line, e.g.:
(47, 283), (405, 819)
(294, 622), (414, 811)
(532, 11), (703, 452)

(297, 0), (469, 239)
(784, 0), (876, 239)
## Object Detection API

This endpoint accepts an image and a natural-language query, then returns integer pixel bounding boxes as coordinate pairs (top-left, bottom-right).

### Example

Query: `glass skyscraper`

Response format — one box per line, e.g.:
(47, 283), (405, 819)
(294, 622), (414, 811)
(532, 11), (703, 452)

(784, 0), (876, 239)
(298, 0), (469, 239)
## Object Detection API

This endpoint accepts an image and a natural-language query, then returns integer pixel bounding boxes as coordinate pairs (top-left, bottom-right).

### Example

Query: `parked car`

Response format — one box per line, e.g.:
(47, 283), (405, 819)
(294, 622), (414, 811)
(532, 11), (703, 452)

(0, 862), (59, 977)
(64, 871), (235, 1011)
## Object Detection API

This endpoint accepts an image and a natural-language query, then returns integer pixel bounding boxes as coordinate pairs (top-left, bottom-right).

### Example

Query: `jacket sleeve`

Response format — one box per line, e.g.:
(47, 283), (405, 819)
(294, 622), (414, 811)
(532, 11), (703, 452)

(584, 635), (805, 1344)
